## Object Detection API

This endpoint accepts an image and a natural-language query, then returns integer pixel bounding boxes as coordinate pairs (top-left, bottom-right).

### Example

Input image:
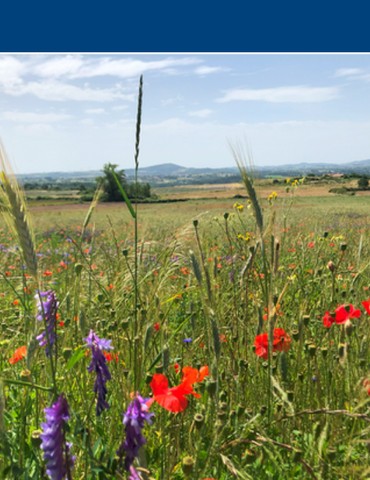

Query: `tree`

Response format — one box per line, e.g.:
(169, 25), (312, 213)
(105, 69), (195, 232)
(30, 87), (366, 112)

(97, 163), (127, 202)
(357, 176), (369, 189)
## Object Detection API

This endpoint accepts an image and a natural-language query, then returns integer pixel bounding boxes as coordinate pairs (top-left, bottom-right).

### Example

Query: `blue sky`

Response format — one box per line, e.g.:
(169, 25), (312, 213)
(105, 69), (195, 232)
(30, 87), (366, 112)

(1, 53), (370, 173)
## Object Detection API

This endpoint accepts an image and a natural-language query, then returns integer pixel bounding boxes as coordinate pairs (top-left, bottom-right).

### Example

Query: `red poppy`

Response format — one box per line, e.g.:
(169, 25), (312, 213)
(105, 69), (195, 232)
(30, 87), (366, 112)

(148, 366), (208, 412)
(185, 365), (209, 383)
(43, 270), (53, 277)
(9, 345), (27, 364)
(254, 328), (291, 360)
(335, 304), (361, 324)
(174, 363), (180, 374)
(362, 299), (370, 315)
(153, 322), (160, 332)
(148, 374), (194, 412)
(323, 311), (335, 328)
(103, 351), (119, 363)
(363, 378), (370, 396)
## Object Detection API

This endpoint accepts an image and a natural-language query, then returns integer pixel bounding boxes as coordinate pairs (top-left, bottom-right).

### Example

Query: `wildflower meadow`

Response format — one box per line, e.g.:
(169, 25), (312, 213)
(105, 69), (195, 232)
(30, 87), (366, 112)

(0, 80), (370, 480)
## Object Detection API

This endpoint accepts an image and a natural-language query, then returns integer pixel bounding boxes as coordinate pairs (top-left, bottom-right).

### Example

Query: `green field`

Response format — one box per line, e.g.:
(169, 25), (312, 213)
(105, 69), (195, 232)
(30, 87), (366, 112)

(0, 178), (370, 479)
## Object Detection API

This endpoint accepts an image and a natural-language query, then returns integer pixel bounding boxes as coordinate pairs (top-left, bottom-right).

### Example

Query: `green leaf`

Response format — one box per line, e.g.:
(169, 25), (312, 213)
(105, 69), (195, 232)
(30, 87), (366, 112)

(66, 347), (85, 371)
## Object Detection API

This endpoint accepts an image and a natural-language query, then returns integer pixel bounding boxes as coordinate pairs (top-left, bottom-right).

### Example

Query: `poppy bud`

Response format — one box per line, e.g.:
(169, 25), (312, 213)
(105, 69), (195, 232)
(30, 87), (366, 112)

(338, 343), (346, 358)
(20, 369), (31, 380)
(287, 390), (294, 402)
(224, 212), (229, 220)
(320, 346), (328, 358)
(31, 429), (42, 447)
(340, 243), (347, 252)
(122, 249), (129, 257)
(182, 456), (195, 475)
(292, 329), (300, 341)
(308, 344), (317, 357)
(62, 348), (72, 360)
(327, 260), (335, 272)
(74, 263), (83, 274)
(193, 220), (198, 227)
(194, 413), (204, 428)
(344, 319), (354, 336)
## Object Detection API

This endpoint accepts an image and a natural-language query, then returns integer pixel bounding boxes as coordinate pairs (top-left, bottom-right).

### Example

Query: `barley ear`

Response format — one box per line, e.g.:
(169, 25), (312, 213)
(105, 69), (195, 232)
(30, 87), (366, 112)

(229, 143), (264, 235)
(0, 141), (38, 279)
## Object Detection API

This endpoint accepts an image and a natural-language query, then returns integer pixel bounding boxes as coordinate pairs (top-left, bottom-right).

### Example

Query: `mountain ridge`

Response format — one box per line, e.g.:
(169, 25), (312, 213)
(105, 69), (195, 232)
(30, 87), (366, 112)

(17, 158), (370, 181)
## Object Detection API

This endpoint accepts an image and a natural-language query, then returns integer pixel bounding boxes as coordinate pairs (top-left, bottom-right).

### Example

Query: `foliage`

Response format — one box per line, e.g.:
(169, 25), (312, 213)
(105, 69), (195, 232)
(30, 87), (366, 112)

(97, 163), (151, 202)
(357, 176), (369, 188)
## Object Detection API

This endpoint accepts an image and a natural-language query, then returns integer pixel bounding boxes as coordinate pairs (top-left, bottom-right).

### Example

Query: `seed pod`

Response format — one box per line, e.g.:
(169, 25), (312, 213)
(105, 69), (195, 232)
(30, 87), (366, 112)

(182, 456), (195, 475)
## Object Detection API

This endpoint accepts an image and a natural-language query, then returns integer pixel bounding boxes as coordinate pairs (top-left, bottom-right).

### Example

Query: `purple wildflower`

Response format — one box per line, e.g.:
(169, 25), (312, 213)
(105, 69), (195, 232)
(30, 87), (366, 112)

(84, 330), (113, 416)
(128, 465), (141, 480)
(36, 291), (58, 356)
(183, 337), (192, 344)
(117, 395), (153, 472)
(40, 395), (74, 480)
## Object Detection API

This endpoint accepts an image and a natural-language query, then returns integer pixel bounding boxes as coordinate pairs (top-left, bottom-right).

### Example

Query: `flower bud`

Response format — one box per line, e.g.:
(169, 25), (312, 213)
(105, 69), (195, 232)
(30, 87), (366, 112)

(344, 319), (354, 336)
(182, 456), (195, 475)
(327, 260), (335, 272)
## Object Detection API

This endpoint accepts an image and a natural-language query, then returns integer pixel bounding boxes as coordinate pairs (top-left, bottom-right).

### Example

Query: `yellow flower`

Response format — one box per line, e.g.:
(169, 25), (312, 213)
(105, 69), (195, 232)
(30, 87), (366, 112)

(237, 232), (250, 242)
(233, 202), (244, 211)
(267, 191), (278, 204)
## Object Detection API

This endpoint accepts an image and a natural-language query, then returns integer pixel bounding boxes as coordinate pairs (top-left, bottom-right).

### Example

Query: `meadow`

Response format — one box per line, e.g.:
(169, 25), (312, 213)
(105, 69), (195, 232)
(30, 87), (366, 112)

(0, 161), (369, 480)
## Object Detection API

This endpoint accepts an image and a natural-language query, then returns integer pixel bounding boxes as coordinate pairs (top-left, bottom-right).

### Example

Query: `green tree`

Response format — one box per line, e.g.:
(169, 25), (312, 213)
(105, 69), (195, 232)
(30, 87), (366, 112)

(97, 163), (127, 202)
(357, 176), (369, 189)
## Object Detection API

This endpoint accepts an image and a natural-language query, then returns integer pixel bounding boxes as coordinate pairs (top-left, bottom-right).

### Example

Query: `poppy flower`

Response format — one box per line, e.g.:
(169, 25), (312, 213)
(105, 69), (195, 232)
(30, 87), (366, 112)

(363, 378), (370, 396)
(153, 322), (160, 332)
(335, 304), (361, 324)
(323, 311), (335, 328)
(9, 345), (27, 364)
(182, 365), (209, 385)
(362, 299), (370, 315)
(148, 366), (208, 413)
(254, 328), (291, 360)
(148, 374), (194, 412)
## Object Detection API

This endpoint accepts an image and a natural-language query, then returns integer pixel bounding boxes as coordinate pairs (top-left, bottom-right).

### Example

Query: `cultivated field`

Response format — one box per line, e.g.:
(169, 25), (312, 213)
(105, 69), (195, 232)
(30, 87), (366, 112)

(0, 176), (370, 479)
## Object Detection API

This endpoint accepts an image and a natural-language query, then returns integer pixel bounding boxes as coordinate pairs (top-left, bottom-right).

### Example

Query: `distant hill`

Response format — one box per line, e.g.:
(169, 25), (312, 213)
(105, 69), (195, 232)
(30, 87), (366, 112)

(17, 159), (370, 186)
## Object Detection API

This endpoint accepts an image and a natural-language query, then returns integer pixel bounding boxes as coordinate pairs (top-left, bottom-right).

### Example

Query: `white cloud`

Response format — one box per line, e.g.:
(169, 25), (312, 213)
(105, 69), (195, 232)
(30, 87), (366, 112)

(0, 56), (24, 87)
(67, 56), (201, 79)
(188, 109), (213, 118)
(334, 68), (363, 77)
(194, 66), (226, 75)
(3, 111), (72, 123)
(217, 85), (339, 103)
(32, 55), (84, 78)
(3, 80), (133, 102)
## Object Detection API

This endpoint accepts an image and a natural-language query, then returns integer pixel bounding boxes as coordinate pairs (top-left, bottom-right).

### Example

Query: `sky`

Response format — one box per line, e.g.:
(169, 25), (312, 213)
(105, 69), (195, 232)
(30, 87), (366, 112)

(2, 53), (370, 173)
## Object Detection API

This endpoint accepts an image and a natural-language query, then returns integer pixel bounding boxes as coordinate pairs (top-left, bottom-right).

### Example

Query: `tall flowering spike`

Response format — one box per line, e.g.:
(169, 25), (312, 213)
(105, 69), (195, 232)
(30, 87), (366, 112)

(117, 395), (153, 472)
(40, 395), (74, 480)
(84, 330), (113, 416)
(36, 291), (58, 356)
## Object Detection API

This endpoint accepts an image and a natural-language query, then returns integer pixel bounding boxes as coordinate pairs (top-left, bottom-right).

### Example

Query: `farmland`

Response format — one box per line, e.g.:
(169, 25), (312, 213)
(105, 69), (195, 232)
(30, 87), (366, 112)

(0, 174), (370, 480)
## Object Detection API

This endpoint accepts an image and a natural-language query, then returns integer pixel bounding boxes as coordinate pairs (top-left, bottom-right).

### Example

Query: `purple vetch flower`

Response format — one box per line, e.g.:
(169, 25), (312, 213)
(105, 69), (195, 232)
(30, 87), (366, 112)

(84, 330), (113, 416)
(40, 395), (74, 480)
(117, 395), (153, 472)
(183, 337), (192, 344)
(36, 291), (58, 357)
(128, 465), (142, 480)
